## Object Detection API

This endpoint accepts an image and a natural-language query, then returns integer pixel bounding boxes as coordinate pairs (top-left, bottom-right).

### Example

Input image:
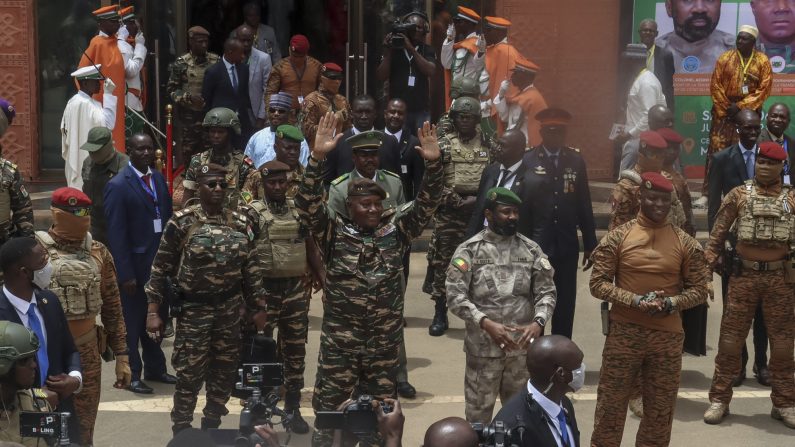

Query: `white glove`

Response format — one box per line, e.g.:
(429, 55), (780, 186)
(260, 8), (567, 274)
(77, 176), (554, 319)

(446, 23), (455, 40)
(135, 31), (145, 46)
(104, 78), (116, 95)
(117, 25), (129, 40)
(476, 34), (486, 53)
(498, 80), (510, 99)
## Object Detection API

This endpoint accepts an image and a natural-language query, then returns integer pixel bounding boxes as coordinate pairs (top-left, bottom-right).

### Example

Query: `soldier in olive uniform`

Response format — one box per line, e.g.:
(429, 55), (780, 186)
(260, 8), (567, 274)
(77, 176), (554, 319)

(428, 96), (489, 336)
(703, 142), (795, 428)
(146, 163), (267, 436)
(245, 125), (308, 200)
(167, 26), (220, 161)
(0, 321), (56, 447)
(437, 77), (481, 140)
(446, 187), (557, 424)
(299, 62), (352, 149)
(0, 97), (33, 249)
(297, 113), (443, 447)
(182, 108), (259, 209)
(80, 127), (129, 245)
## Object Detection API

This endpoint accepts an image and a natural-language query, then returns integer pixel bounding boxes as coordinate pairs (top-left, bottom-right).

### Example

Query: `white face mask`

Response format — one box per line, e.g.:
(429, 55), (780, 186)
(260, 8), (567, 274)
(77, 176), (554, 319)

(544, 362), (586, 394)
(32, 261), (53, 290)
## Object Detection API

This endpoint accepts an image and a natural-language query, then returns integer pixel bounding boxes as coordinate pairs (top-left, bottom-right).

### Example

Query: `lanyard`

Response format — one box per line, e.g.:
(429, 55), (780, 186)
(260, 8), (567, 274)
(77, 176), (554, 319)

(137, 173), (161, 219)
(404, 48), (415, 76)
(646, 44), (655, 69)
(738, 50), (755, 82)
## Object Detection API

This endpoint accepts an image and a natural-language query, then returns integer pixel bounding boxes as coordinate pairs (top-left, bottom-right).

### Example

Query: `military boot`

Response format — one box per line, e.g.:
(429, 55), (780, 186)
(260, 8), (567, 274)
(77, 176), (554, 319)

(771, 407), (795, 429)
(200, 417), (221, 431)
(428, 297), (448, 336)
(422, 265), (435, 294)
(285, 390), (310, 434)
(172, 423), (191, 437)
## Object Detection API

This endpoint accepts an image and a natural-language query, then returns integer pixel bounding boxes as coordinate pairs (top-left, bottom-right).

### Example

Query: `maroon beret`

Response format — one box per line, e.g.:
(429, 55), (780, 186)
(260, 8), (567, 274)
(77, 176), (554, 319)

(639, 130), (667, 150)
(656, 127), (685, 144)
(51, 187), (92, 207)
(758, 141), (787, 161)
(640, 172), (674, 193)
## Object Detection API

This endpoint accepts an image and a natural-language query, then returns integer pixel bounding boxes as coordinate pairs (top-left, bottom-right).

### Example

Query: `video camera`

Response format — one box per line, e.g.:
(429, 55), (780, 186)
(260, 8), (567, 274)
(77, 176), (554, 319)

(390, 21), (417, 48)
(471, 419), (526, 447)
(19, 411), (72, 446)
(315, 394), (392, 435)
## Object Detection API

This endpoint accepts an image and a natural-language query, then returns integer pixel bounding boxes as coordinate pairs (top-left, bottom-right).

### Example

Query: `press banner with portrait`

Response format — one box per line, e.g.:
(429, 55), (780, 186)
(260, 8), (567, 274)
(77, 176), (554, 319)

(633, 0), (795, 177)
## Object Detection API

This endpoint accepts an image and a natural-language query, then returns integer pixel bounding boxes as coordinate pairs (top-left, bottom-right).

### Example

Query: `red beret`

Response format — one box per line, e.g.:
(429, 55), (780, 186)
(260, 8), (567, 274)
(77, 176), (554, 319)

(639, 130), (667, 150)
(51, 187), (92, 207)
(656, 127), (685, 144)
(640, 172), (674, 193)
(758, 141), (787, 161)
(290, 35), (310, 54)
(322, 62), (342, 73)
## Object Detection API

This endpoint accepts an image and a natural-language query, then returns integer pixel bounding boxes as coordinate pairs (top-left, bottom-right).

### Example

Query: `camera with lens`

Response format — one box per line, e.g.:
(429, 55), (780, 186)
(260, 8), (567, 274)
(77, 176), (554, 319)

(19, 411), (72, 446)
(471, 419), (526, 447)
(390, 21), (417, 48)
(315, 394), (392, 435)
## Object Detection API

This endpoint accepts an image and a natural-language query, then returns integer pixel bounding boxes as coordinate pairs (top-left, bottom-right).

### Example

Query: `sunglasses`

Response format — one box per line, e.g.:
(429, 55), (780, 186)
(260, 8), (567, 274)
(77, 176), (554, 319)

(55, 206), (91, 216)
(270, 108), (288, 114)
(202, 181), (229, 189)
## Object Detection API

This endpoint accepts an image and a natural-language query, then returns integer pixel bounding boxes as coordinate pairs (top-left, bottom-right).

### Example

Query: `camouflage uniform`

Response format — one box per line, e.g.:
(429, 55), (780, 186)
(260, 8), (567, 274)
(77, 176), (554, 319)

(589, 217), (710, 447)
(167, 52), (220, 157)
(436, 112), (453, 140)
(664, 168), (696, 237)
(446, 228), (557, 424)
(0, 389), (53, 446)
(704, 181), (795, 411)
(327, 169), (406, 219)
(81, 151), (130, 245)
(295, 153), (443, 447)
(34, 231), (128, 445)
(299, 87), (352, 149)
(183, 149), (258, 210)
(265, 57), (323, 124)
(608, 167), (689, 232)
(429, 128), (489, 327)
(146, 204), (263, 430)
(245, 164), (306, 202)
(0, 158), (33, 244)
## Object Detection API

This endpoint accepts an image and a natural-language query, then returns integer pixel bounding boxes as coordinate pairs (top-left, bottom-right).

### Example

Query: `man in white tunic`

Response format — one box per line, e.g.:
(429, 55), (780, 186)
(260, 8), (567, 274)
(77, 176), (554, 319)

(117, 6), (148, 137)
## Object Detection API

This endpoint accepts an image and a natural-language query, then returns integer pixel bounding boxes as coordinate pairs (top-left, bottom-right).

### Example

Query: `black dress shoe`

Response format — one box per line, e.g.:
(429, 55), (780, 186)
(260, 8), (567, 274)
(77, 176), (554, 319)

(754, 364), (771, 386)
(128, 380), (154, 394)
(145, 372), (178, 384)
(732, 369), (746, 388)
(397, 381), (417, 398)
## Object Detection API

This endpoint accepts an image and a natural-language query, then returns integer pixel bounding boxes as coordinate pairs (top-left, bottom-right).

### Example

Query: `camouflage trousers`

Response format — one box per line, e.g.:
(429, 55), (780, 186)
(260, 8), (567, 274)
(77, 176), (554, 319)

(709, 270), (795, 408)
(429, 206), (470, 301)
(73, 334), (102, 445)
(592, 321), (684, 447)
(171, 295), (242, 427)
(464, 353), (528, 424)
(263, 277), (310, 393)
(177, 111), (208, 159)
(311, 341), (399, 447)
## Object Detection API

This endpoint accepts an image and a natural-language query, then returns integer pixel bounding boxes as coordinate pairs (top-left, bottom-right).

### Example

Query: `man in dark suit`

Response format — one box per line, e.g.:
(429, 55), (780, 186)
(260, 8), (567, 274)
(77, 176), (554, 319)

(494, 335), (583, 447)
(708, 108), (770, 386)
(202, 37), (253, 143)
(383, 98), (424, 199)
(0, 237), (82, 442)
(323, 95), (400, 184)
(523, 108), (597, 339)
(104, 133), (176, 394)
(639, 19), (675, 110)
(466, 129), (537, 238)
(757, 102), (795, 185)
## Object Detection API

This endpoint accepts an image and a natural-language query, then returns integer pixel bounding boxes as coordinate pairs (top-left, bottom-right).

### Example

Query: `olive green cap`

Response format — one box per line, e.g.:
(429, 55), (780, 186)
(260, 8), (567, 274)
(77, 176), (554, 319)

(450, 96), (480, 115)
(275, 124), (304, 143)
(346, 130), (384, 152)
(80, 127), (113, 152)
(486, 187), (522, 206)
(260, 160), (291, 178)
(347, 178), (386, 199)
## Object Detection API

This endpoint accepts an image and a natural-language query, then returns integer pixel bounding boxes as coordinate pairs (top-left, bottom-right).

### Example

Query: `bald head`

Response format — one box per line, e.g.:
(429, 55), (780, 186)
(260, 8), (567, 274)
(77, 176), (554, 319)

(648, 105), (673, 130)
(423, 417), (479, 447)
(527, 335), (584, 383)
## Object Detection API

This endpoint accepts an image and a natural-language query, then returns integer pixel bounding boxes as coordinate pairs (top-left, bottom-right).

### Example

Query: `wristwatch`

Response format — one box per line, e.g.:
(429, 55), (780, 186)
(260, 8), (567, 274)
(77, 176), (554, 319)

(533, 317), (546, 328)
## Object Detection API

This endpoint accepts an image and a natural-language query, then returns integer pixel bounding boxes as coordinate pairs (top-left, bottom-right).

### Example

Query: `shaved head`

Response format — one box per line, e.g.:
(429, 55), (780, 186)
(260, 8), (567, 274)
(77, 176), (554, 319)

(527, 335), (584, 387)
(423, 417), (479, 447)
(648, 105), (673, 130)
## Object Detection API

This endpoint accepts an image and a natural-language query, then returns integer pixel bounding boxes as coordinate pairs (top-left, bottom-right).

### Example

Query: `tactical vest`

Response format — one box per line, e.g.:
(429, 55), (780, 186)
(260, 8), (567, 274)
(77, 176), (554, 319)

(184, 53), (219, 111)
(735, 181), (795, 244)
(35, 231), (102, 320)
(443, 135), (489, 195)
(250, 200), (307, 278)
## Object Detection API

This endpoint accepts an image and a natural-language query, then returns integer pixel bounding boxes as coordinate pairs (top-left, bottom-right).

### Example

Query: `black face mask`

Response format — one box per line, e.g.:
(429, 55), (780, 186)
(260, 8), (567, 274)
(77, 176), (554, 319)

(491, 219), (518, 236)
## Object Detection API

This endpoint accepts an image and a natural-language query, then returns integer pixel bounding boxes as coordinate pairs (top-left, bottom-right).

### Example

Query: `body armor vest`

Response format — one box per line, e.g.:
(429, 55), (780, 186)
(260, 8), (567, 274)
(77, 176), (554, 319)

(736, 181), (794, 244)
(35, 231), (102, 320)
(444, 135), (489, 195)
(251, 200), (307, 278)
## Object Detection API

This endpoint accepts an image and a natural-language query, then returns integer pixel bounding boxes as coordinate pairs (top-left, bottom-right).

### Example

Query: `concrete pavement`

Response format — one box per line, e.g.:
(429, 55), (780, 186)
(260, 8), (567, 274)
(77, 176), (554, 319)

(92, 253), (793, 446)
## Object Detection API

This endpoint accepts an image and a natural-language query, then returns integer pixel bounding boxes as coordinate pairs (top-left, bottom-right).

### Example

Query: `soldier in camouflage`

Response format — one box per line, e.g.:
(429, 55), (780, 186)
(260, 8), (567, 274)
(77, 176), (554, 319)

(436, 77), (481, 140)
(299, 62), (352, 149)
(0, 97), (33, 250)
(182, 108), (259, 209)
(428, 96), (489, 337)
(590, 172), (709, 447)
(36, 187), (132, 445)
(702, 141), (795, 429)
(296, 112), (443, 447)
(146, 163), (267, 436)
(245, 124), (307, 200)
(446, 187), (556, 424)
(659, 128), (695, 237)
(167, 26), (220, 161)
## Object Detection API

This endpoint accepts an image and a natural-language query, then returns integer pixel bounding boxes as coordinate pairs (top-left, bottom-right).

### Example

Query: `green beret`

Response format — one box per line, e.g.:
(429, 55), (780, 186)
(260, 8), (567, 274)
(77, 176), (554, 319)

(260, 160), (290, 178)
(347, 130), (384, 152)
(486, 187), (522, 206)
(276, 124), (304, 142)
(347, 178), (386, 199)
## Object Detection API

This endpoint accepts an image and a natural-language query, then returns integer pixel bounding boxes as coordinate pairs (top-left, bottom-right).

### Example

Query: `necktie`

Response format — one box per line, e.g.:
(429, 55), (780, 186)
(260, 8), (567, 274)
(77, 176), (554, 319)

(27, 303), (49, 387)
(142, 174), (151, 188)
(550, 154), (559, 169)
(498, 169), (511, 187)
(230, 66), (238, 91)
(556, 410), (571, 447)
(744, 150), (754, 179)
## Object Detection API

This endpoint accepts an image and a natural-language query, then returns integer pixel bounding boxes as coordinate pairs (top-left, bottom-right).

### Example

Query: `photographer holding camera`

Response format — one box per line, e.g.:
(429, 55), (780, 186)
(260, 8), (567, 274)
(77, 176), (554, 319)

(376, 11), (436, 134)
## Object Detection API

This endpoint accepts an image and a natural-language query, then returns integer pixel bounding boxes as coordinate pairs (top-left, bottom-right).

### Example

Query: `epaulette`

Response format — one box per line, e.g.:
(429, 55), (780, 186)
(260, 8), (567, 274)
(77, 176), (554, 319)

(331, 173), (350, 186)
(173, 206), (197, 220)
(567, 146), (580, 153)
(619, 169), (642, 184)
(32, 388), (48, 399)
(381, 170), (401, 179)
(243, 156), (255, 166)
(2, 159), (17, 171)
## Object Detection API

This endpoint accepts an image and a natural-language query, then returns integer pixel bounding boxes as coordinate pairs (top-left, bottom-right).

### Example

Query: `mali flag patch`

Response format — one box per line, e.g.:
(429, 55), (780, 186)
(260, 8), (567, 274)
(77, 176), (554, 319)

(452, 257), (470, 272)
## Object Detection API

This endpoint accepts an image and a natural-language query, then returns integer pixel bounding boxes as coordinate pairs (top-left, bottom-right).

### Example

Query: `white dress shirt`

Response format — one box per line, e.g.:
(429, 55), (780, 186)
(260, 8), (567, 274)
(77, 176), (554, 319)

(223, 56), (238, 90)
(527, 381), (575, 447)
(244, 127), (310, 168)
(384, 127), (403, 145)
(625, 69), (666, 137)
